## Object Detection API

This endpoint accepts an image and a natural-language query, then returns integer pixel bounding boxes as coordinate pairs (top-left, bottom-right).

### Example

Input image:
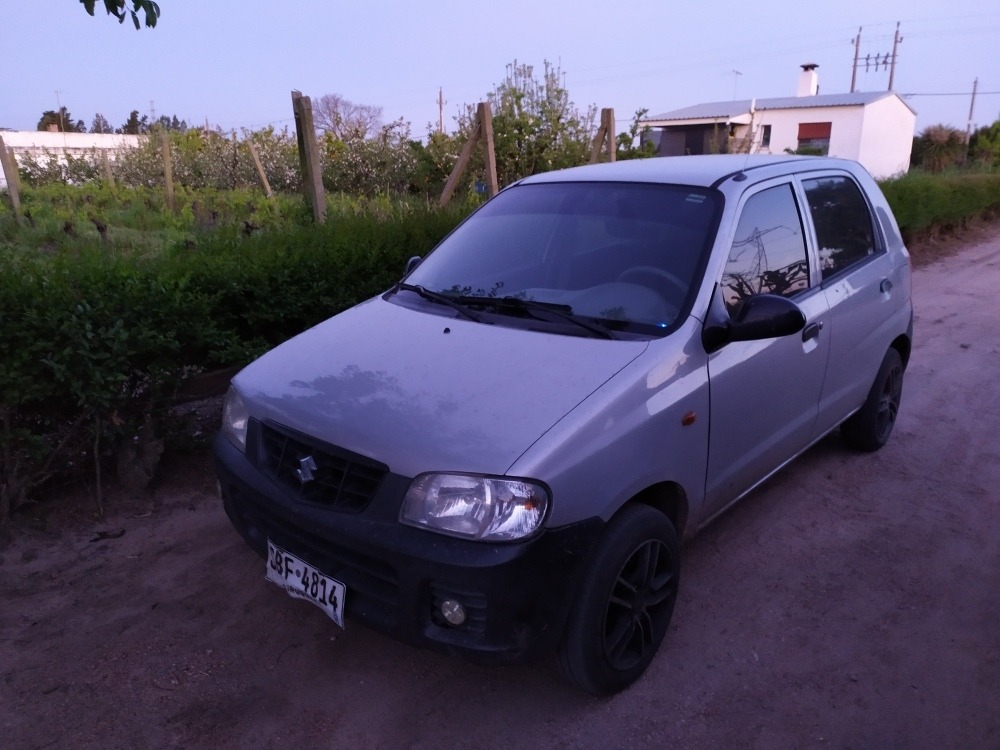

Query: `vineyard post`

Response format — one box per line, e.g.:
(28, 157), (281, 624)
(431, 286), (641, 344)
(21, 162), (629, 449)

(291, 90), (326, 224)
(0, 136), (23, 226)
(439, 102), (498, 207)
(589, 108), (616, 163)
(481, 102), (499, 197)
(160, 132), (175, 213)
(100, 150), (115, 187)
(247, 143), (273, 198)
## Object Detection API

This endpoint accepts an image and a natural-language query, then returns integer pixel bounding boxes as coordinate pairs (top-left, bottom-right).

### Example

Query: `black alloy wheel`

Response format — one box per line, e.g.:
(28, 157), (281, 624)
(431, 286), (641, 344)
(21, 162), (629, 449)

(557, 504), (680, 695)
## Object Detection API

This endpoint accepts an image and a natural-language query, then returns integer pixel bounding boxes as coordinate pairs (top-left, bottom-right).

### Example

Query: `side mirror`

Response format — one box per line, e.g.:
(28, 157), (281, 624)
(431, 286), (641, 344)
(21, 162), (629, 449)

(702, 293), (806, 353)
(404, 256), (422, 276)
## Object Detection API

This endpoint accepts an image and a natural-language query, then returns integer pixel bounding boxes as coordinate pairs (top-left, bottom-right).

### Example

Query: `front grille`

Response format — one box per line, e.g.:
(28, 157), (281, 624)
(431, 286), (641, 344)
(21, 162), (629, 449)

(221, 478), (400, 629)
(253, 421), (387, 512)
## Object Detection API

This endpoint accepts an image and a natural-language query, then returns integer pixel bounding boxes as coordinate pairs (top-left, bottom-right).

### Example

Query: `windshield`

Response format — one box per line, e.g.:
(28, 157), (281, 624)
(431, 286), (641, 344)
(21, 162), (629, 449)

(401, 181), (721, 337)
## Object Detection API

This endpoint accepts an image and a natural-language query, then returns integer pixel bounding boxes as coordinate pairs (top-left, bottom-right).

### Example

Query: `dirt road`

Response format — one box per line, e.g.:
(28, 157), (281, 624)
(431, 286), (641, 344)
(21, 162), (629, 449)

(2, 233), (999, 749)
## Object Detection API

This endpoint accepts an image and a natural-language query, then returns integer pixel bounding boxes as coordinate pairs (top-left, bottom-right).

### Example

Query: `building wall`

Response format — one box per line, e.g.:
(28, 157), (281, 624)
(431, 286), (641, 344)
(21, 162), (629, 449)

(856, 97), (916, 179)
(0, 131), (143, 189)
(748, 106), (866, 161)
(735, 102), (912, 179)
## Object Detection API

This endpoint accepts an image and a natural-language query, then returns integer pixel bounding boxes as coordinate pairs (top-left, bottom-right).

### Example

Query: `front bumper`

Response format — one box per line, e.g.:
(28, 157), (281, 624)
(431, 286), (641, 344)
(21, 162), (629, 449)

(213, 432), (603, 664)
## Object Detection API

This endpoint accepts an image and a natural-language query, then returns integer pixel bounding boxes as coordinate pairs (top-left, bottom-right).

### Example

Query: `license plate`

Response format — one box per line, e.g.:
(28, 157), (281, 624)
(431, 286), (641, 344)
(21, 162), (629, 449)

(265, 540), (346, 628)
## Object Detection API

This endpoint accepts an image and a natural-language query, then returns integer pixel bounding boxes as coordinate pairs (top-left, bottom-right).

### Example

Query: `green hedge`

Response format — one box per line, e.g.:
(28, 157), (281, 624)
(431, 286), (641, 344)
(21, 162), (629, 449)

(0, 207), (465, 522)
(879, 170), (1000, 234)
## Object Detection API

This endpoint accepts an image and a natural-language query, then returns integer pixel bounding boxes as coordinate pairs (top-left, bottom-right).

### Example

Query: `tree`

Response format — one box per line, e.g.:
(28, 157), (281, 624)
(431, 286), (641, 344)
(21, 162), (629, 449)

(37, 108), (85, 132)
(458, 60), (597, 187)
(118, 110), (149, 135)
(968, 120), (1000, 167)
(80, 0), (160, 29)
(313, 94), (383, 140)
(90, 113), (113, 133)
(616, 109), (657, 161)
(151, 114), (188, 133)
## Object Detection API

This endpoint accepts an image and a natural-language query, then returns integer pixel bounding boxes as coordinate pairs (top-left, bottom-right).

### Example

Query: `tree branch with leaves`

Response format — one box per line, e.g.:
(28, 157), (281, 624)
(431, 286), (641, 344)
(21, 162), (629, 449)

(80, 0), (160, 30)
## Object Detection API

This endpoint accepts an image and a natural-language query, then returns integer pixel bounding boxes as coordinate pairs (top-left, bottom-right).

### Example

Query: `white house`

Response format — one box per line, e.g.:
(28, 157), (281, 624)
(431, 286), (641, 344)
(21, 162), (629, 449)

(0, 130), (142, 189)
(639, 65), (916, 179)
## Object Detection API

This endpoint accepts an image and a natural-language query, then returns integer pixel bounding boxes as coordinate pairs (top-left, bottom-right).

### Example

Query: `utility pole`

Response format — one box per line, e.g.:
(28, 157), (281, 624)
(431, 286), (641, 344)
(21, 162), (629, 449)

(850, 27), (861, 93)
(887, 22), (903, 91)
(55, 90), (64, 130)
(964, 77), (979, 160)
(438, 87), (445, 134)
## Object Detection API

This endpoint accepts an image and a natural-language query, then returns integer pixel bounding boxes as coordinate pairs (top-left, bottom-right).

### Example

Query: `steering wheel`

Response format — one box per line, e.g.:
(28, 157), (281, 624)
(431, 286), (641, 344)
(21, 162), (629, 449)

(617, 266), (688, 304)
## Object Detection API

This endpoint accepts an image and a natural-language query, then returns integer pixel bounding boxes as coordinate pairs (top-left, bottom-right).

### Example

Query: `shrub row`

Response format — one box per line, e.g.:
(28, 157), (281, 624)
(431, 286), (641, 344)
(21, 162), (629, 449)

(879, 169), (1000, 235)
(0, 206), (466, 523)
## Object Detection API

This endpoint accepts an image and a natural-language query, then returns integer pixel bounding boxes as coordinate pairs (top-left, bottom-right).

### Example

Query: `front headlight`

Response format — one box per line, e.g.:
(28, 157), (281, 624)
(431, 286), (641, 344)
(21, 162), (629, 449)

(221, 387), (250, 452)
(400, 473), (549, 542)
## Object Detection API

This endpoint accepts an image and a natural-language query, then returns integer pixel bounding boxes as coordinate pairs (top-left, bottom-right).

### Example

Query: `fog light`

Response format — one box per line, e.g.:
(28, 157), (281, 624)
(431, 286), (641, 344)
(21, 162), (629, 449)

(440, 599), (467, 626)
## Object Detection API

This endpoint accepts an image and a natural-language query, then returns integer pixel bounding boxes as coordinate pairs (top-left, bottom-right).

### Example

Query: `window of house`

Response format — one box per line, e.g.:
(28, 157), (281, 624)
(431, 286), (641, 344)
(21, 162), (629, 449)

(761, 124), (772, 147)
(722, 184), (809, 315)
(802, 176), (878, 279)
(796, 122), (831, 155)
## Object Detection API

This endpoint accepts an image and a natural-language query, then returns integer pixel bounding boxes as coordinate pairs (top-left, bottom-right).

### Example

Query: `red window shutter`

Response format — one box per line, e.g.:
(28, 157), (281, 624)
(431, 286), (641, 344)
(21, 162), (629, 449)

(798, 122), (832, 139)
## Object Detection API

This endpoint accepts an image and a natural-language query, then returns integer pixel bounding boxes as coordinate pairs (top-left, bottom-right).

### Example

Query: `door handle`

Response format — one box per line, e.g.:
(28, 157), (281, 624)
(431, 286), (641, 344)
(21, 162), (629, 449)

(802, 320), (824, 342)
(880, 278), (893, 293)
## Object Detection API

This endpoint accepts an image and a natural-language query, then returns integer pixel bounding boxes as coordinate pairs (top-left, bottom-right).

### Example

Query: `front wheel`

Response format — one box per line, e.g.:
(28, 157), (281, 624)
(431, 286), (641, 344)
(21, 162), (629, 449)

(557, 505), (680, 695)
(841, 347), (904, 452)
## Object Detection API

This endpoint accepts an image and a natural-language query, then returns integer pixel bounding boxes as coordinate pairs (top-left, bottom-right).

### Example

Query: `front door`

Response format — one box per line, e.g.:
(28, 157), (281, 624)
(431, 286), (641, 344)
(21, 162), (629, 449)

(704, 180), (831, 518)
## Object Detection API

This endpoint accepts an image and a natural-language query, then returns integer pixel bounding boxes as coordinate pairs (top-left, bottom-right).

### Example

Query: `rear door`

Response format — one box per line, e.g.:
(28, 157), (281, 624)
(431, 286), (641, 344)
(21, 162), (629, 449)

(797, 171), (903, 437)
(704, 179), (830, 518)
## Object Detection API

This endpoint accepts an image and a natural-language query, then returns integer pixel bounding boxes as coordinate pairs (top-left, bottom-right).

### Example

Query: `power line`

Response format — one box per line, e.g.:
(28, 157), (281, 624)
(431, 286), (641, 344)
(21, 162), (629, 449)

(903, 90), (1000, 97)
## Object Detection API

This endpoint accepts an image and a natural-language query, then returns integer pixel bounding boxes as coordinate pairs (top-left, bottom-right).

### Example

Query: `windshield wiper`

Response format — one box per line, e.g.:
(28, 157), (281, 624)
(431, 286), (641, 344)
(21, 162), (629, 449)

(393, 283), (483, 322)
(458, 295), (618, 340)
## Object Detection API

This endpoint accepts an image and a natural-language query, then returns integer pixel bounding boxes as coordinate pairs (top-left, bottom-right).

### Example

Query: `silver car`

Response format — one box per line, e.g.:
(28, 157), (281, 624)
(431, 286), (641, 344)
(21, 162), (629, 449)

(215, 155), (912, 694)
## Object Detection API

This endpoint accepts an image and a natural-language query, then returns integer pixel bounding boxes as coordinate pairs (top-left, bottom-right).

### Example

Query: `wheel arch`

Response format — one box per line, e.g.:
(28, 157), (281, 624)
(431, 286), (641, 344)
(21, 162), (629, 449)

(891, 332), (911, 369)
(622, 481), (690, 539)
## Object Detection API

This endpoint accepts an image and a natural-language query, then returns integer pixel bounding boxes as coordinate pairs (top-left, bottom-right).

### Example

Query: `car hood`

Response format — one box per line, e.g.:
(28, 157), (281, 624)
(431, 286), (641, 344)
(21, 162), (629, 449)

(233, 297), (649, 478)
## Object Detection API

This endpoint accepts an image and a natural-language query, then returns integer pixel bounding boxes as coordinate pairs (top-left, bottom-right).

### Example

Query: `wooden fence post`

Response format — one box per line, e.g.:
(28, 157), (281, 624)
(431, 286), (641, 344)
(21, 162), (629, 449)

(291, 90), (326, 224)
(589, 108), (616, 163)
(439, 102), (499, 207)
(100, 150), (115, 187)
(160, 132), (175, 213)
(480, 103), (499, 197)
(0, 136), (23, 226)
(247, 143), (273, 198)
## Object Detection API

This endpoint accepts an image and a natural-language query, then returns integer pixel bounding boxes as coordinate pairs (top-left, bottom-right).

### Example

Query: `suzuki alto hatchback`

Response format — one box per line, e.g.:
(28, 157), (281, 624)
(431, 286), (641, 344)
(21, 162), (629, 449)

(215, 155), (912, 694)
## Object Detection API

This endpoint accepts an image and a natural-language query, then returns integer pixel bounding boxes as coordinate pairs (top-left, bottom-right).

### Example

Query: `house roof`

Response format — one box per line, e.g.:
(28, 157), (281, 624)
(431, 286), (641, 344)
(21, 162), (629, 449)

(642, 91), (916, 124)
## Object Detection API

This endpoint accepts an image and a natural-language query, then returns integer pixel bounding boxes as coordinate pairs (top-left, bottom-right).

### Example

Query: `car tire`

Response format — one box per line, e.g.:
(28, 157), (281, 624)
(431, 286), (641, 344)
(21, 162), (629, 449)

(841, 347), (904, 452)
(556, 504), (680, 695)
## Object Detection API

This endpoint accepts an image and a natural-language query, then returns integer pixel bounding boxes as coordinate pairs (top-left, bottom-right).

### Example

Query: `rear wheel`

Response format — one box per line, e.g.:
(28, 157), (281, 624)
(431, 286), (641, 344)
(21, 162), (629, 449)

(557, 505), (680, 695)
(842, 348), (904, 451)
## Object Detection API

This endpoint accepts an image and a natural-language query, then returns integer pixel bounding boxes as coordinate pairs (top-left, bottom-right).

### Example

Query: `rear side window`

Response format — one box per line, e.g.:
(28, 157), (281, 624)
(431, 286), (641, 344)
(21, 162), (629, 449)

(802, 176), (878, 279)
(722, 183), (809, 315)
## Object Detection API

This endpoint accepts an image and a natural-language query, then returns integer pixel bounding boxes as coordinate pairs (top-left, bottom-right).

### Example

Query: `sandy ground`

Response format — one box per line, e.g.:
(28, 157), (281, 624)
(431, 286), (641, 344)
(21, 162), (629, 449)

(2, 232), (999, 750)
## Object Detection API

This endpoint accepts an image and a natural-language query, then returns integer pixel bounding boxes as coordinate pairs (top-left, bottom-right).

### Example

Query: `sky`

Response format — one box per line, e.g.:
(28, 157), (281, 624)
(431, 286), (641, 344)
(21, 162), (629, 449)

(2, 1), (998, 140)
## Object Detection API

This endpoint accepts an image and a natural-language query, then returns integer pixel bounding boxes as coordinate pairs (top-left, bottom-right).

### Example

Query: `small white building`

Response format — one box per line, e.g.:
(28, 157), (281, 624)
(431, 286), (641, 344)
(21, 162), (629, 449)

(0, 130), (142, 189)
(640, 65), (916, 179)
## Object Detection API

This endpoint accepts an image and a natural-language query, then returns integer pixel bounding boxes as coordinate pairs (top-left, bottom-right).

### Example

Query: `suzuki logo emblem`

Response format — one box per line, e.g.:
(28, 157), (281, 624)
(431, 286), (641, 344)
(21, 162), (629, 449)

(296, 455), (318, 484)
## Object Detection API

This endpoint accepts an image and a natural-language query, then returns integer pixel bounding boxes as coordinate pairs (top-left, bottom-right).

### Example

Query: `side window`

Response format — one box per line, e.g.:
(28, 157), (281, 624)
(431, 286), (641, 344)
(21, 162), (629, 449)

(722, 184), (809, 315)
(802, 176), (877, 279)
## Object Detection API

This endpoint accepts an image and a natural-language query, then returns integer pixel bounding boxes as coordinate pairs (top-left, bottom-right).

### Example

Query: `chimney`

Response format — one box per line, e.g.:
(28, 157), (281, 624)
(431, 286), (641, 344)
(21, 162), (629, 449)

(47, 123), (59, 132)
(797, 63), (819, 97)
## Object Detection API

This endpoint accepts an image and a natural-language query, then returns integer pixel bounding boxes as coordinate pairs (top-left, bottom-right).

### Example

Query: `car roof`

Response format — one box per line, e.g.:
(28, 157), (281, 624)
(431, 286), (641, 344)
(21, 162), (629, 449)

(516, 154), (862, 189)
